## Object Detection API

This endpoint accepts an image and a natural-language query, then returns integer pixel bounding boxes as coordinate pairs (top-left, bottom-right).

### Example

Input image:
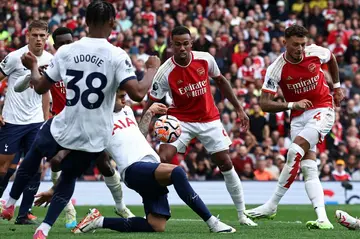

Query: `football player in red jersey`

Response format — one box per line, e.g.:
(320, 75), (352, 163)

(245, 25), (344, 230)
(145, 26), (256, 226)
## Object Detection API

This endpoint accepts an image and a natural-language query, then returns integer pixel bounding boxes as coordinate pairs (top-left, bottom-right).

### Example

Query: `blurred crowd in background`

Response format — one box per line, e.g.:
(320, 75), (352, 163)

(0, 0), (359, 182)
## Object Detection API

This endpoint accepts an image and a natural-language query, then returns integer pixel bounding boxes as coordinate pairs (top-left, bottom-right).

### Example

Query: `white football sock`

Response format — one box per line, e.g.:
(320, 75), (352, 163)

(221, 167), (246, 219)
(51, 170), (61, 185)
(301, 159), (329, 222)
(36, 222), (52, 236)
(96, 216), (104, 228)
(64, 200), (76, 214)
(206, 215), (217, 228)
(104, 171), (125, 211)
(5, 196), (16, 208)
(267, 143), (304, 208)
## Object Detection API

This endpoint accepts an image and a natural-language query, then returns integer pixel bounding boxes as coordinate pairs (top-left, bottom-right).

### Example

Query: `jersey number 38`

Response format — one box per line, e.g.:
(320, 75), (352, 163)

(66, 69), (107, 109)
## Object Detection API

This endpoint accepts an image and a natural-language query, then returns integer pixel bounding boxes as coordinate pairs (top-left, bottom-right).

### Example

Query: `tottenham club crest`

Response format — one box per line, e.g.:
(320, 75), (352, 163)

(266, 78), (276, 89)
(308, 63), (316, 73)
(125, 59), (132, 68)
(0, 56), (8, 68)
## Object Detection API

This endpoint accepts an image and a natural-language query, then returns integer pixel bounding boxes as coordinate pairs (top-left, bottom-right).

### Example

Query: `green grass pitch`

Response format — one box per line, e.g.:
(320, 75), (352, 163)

(1, 205), (359, 238)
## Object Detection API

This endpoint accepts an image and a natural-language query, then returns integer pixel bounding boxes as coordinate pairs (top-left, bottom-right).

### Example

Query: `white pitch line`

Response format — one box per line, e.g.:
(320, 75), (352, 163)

(170, 219), (302, 224)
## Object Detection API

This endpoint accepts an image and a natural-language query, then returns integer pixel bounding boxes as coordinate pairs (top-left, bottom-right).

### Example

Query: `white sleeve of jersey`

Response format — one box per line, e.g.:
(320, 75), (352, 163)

(306, 44), (332, 64)
(14, 74), (31, 92)
(149, 65), (170, 101)
(0, 53), (17, 76)
(45, 51), (62, 83)
(206, 53), (221, 78)
(115, 53), (137, 88)
(262, 60), (282, 94)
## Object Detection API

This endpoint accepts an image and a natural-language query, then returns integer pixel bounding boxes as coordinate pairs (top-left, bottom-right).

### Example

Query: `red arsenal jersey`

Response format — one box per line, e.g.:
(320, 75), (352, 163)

(50, 80), (66, 115)
(262, 44), (334, 118)
(149, 51), (221, 122)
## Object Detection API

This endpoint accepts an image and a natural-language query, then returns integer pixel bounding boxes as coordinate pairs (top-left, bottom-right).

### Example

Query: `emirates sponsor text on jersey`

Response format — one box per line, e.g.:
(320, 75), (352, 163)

(178, 79), (207, 98)
(286, 74), (319, 94)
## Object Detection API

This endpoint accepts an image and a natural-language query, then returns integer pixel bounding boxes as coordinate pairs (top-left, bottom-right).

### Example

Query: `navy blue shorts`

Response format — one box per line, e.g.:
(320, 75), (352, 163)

(11, 151), (23, 165)
(0, 122), (43, 154)
(124, 162), (171, 220)
(25, 118), (101, 177)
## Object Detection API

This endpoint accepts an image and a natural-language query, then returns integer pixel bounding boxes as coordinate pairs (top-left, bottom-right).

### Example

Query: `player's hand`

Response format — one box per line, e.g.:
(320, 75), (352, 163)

(21, 51), (38, 70)
(0, 115), (5, 126)
(145, 56), (161, 69)
(34, 189), (54, 207)
(333, 88), (344, 107)
(149, 103), (167, 115)
(293, 99), (313, 110)
(236, 109), (249, 132)
(50, 149), (71, 172)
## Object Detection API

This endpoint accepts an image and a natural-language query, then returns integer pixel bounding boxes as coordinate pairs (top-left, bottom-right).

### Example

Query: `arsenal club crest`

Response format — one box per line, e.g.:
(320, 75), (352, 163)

(196, 67), (205, 76)
(308, 63), (316, 73)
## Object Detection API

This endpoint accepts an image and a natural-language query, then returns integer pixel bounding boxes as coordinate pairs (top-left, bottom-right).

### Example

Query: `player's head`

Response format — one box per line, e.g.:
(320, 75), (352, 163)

(52, 27), (73, 50)
(284, 25), (308, 62)
(171, 26), (192, 62)
(114, 89), (127, 112)
(27, 20), (49, 55)
(85, 0), (116, 37)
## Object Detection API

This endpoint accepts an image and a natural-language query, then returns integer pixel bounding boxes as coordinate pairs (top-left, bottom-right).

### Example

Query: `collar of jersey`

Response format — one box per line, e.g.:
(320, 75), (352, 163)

(283, 52), (304, 65)
(171, 51), (194, 68)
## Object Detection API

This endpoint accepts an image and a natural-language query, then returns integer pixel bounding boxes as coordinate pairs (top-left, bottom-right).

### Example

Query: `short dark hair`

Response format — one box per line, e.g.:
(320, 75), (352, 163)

(28, 20), (48, 32)
(52, 27), (73, 43)
(284, 25), (309, 39)
(86, 0), (116, 27)
(171, 26), (191, 38)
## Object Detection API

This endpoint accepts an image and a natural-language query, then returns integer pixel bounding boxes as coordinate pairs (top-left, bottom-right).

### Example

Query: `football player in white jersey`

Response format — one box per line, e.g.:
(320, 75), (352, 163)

(35, 89), (236, 234)
(0, 1), (160, 239)
(14, 26), (136, 228)
(0, 20), (52, 224)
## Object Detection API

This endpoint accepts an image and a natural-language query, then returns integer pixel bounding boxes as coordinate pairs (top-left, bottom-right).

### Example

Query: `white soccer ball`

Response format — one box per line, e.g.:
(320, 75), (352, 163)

(154, 115), (181, 143)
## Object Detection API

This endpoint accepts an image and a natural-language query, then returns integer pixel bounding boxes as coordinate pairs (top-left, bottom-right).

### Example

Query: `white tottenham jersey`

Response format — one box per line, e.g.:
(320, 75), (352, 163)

(106, 106), (160, 178)
(45, 37), (137, 152)
(0, 45), (52, 124)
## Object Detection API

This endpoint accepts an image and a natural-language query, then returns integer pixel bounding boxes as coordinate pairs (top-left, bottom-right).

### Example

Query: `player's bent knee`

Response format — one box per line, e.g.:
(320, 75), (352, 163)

(155, 164), (178, 186)
(159, 144), (177, 163)
(301, 160), (318, 181)
(147, 214), (167, 232)
(211, 150), (232, 171)
(286, 143), (305, 165)
(296, 128), (320, 151)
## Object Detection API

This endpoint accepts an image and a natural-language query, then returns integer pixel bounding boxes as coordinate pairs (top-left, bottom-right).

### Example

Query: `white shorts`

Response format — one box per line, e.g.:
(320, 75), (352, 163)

(290, 107), (335, 152)
(167, 119), (232, 155)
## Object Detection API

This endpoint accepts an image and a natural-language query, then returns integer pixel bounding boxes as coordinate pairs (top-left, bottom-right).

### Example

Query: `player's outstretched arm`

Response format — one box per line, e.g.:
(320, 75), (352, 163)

(213, 75), (249, 131)
(327, 53), (344, 107)
(139, 103), (167, 137)
(121, 56), (160, 102)
(21, 52), (52, 94)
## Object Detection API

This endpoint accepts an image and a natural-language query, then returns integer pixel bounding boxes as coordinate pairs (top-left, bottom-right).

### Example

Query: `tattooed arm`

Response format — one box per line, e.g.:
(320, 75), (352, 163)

(139, 103), (167, 137)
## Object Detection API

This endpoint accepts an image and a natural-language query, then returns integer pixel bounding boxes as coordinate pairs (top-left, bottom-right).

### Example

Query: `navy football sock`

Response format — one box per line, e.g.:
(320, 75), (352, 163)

(103, 217), (155, 232)
(18, 172), (41, 218)
(43, 172), (76, 226)
(0, 168), (16, 197)
(171, 166), (212, 221)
